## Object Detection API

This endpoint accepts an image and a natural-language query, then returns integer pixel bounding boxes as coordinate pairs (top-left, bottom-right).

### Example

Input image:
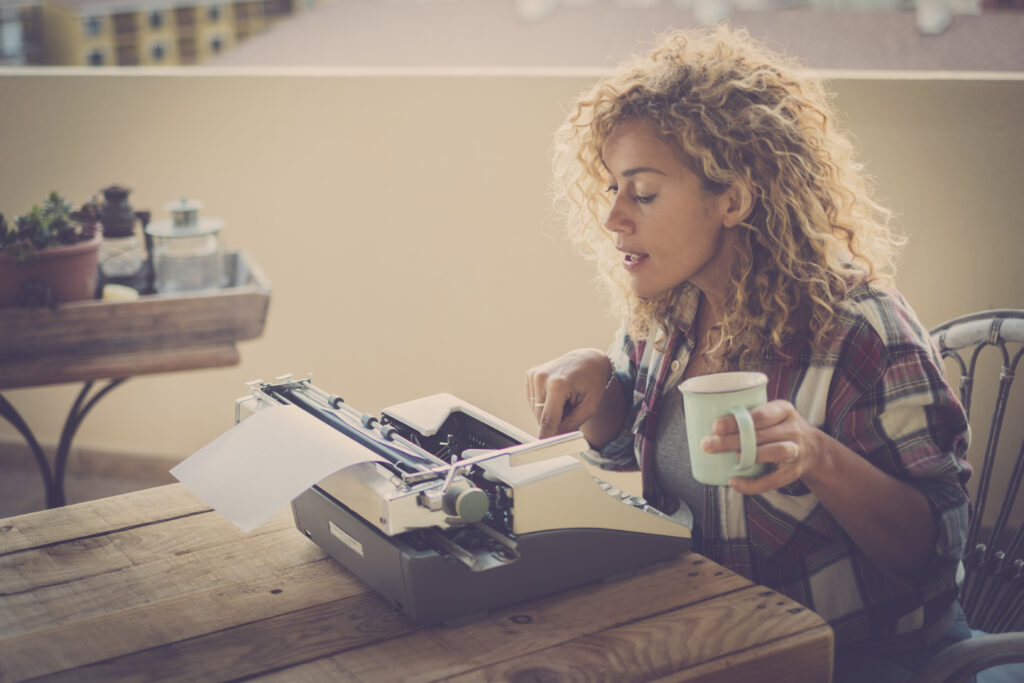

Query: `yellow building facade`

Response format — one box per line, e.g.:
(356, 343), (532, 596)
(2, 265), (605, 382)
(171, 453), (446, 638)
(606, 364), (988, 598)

(24, 0), (319, 65)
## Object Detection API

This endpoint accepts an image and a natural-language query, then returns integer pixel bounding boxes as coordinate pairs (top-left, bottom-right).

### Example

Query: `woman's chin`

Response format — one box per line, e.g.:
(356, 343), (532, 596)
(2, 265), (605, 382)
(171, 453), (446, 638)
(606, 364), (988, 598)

(628, 277), (681, 300)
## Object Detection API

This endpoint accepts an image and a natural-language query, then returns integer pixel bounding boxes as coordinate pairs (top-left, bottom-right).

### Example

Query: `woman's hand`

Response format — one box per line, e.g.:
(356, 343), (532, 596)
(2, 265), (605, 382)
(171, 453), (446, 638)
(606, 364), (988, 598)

(698, 400), (824, 494)
(526, 348), (615, 439)
(701, 399), (938, 576)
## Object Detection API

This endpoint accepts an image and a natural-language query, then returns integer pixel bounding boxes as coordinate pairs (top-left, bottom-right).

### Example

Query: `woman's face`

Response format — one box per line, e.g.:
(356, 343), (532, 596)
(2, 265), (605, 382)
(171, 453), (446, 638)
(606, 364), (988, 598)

(602, 119), (738, 301)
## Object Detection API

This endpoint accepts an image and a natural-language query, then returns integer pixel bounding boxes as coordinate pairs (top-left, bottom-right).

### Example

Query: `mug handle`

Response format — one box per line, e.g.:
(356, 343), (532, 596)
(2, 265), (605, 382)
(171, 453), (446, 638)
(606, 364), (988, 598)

(729, 406), (758, 471)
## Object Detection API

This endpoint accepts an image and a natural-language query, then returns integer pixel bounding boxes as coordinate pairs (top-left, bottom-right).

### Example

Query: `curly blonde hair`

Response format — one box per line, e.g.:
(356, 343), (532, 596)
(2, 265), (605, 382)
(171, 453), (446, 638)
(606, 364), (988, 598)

(552, 24), (903, 361)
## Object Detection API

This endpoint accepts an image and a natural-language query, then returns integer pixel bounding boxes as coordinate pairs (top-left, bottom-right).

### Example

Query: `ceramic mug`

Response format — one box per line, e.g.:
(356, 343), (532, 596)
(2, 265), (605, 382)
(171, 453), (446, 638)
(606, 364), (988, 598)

(678, 371), (768, 486)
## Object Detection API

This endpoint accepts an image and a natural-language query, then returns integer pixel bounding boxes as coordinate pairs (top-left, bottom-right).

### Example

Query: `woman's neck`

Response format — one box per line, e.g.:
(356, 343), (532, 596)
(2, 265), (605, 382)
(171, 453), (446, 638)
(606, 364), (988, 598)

(683, 293), (728, 379)
(695, 290), (723, 339)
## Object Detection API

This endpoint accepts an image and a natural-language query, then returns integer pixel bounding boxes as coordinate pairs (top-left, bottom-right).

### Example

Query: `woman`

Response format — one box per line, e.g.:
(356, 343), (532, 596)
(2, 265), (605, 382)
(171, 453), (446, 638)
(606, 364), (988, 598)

(526, 25), (972, 682)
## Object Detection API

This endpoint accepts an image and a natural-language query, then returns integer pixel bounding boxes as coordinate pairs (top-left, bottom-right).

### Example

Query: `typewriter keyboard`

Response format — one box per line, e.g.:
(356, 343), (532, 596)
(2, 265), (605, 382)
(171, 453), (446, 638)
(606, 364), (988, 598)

(595, 477), (645, 506)
(593, 476), (677, 521)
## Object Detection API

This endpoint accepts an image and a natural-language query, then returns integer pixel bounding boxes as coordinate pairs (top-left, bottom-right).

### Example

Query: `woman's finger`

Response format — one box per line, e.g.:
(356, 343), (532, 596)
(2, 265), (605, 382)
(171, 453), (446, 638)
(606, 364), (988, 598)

(537, 397), (566, 439)
(729, 467), (795, 495)
(712, 400), (793, 436)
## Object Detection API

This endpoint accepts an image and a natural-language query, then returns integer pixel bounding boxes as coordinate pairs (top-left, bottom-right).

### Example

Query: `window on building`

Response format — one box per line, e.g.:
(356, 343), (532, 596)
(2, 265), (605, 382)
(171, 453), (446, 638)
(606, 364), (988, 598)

(177, 36), (196, 63)
(85, 16), (102, 37)
(16, 5), (43, 63)
(210, 35), (223, 52)
(1, 15), (23, 61)
(149, 11), (163, 29)
(263, 0), (292, 17)
(112, 12), (136, 36)
(208, 5), (221, 21)
(151, 42), (165, 61)
(235, 1), (260, 20)
(87, 48), (104, 65)
(175, 7), (195, 28)
(116, 43), (138, 65)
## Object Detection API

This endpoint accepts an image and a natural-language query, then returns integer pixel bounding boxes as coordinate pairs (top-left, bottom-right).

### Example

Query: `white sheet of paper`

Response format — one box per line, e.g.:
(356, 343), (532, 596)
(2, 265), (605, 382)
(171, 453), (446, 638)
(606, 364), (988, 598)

(171, 404), (386, 532)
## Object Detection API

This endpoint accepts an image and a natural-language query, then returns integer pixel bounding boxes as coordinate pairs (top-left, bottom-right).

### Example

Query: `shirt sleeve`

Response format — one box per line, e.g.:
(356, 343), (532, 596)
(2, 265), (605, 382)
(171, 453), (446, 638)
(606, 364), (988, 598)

(827, 306), (972, 565)
(580, 326), (643, 472)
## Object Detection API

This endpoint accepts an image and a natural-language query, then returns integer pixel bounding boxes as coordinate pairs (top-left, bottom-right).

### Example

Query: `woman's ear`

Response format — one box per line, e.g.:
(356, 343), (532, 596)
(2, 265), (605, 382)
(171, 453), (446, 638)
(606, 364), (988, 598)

(721, 183), (752, 229)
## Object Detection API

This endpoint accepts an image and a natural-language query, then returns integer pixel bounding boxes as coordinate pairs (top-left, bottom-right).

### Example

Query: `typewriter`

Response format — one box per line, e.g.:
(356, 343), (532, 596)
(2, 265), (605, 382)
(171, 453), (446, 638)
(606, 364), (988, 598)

(238, 375), (691, 625)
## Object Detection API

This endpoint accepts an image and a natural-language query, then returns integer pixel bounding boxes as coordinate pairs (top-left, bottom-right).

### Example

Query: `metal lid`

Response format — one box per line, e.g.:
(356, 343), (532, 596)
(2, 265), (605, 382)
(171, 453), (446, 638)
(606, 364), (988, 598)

(145, 198), (225, 238)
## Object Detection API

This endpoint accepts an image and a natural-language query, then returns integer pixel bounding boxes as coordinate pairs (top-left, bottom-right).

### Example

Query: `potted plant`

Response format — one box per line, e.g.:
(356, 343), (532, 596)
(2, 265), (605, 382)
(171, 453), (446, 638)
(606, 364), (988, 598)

(0, 192), (103, 308)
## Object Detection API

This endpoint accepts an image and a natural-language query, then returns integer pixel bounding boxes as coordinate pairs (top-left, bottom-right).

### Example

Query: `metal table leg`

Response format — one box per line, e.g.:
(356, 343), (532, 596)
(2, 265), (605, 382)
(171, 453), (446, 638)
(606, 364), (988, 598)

(0, 393), (54, 507)
(0, 378), (128, 509)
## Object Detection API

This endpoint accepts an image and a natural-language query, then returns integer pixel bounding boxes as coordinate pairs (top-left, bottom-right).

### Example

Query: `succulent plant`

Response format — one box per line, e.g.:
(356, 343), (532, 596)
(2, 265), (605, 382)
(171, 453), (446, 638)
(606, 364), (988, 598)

(1, 192), (98, 264)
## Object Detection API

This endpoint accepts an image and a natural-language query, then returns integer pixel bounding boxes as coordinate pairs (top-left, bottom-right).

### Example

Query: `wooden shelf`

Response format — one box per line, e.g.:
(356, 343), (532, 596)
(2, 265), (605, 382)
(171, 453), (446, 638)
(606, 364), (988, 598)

(0, 251), (271, 390)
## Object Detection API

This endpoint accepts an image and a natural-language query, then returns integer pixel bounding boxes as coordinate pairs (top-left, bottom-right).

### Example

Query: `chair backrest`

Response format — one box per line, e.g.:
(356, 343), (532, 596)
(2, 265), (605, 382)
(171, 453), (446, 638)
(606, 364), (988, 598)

(930, 309), (1024, 633)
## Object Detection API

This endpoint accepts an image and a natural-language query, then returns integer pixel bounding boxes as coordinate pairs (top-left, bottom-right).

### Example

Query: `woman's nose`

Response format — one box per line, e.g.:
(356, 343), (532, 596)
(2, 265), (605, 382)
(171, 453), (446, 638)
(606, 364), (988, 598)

(603, 196), (632, 234)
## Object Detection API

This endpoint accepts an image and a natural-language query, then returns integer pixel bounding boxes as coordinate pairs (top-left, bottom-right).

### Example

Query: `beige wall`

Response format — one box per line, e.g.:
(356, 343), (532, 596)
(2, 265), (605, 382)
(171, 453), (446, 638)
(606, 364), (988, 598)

(0, 69), (1021, 477)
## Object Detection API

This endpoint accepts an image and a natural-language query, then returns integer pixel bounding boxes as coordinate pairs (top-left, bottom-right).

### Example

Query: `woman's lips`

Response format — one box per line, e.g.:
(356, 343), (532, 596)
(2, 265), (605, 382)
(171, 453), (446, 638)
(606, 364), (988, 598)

(622, 251), (649, 270)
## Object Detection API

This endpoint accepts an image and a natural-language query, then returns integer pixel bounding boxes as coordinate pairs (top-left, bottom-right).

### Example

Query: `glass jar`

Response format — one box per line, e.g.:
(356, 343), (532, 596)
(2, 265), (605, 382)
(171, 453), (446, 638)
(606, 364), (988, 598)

(145, 198), (227, 293)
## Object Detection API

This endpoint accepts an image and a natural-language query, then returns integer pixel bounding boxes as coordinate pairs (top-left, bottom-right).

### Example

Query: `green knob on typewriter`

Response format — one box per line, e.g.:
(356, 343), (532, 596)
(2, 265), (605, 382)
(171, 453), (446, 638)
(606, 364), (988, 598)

(443, 484), (490, 523)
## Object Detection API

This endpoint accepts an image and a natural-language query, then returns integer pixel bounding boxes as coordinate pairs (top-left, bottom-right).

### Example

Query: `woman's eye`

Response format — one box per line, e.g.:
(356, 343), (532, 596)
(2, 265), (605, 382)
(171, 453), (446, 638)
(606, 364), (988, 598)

(605, 185), (654, 204)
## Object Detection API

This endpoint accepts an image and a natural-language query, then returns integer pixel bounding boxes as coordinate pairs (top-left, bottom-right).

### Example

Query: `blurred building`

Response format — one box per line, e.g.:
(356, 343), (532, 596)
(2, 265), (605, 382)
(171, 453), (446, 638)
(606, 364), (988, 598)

(0, 0), (322, 65)
(1, 0), (43, 63)
(205, 0), (1024, 71)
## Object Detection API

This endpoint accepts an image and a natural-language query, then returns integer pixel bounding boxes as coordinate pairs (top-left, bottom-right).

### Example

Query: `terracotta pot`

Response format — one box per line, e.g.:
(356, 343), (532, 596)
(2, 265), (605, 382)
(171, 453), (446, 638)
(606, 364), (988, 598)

(0, 234), (103, 307)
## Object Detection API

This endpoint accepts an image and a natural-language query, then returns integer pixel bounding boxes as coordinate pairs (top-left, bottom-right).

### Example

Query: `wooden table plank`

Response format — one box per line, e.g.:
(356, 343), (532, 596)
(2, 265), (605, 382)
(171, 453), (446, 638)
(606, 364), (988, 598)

(440, 586), (831, 683)
(653, 624), (834, 683)
(1, 557), (372, 681)
(0, 345), (241, 390)
(1, 509), (329, 636)
(3, 506), (294, 594)
(19, 593), (422, 683)
(3, 554), (748, 683)
(1, 525), (324, 638)
(0, 484), (209, 554)
(249, 659), (363, 683)
(309, 554), (748, 683)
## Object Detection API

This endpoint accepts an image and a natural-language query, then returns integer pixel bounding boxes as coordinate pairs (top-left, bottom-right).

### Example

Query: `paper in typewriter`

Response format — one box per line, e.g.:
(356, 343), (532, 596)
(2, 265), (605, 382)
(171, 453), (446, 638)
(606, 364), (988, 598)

(171, 404), (386, 532)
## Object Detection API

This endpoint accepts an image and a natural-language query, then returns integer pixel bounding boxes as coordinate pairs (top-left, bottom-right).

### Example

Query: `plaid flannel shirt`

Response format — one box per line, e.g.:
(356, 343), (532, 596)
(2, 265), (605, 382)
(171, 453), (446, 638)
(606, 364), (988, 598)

(589, 281), (971, 648)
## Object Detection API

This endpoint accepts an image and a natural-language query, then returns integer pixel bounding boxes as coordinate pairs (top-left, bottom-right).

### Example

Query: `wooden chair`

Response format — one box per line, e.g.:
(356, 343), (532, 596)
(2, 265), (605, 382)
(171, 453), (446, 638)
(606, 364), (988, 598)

(909, 310), (1024, 683)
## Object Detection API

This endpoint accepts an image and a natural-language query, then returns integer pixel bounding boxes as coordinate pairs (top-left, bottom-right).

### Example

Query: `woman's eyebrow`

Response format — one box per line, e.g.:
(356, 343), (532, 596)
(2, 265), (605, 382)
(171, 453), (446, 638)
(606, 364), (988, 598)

(600, 161), (667, 178)
(622, 167), (667, 177)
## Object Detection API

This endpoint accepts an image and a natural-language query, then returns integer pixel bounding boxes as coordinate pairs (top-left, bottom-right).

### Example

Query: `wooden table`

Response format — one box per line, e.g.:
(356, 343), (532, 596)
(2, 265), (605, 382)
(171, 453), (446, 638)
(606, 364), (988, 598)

(0, 251), (270, 507)
(0, 483), (834, 682)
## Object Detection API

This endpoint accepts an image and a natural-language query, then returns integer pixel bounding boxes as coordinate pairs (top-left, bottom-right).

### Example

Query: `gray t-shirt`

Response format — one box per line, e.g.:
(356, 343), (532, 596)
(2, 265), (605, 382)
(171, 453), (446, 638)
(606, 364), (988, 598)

(653, 385), (705, 531)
